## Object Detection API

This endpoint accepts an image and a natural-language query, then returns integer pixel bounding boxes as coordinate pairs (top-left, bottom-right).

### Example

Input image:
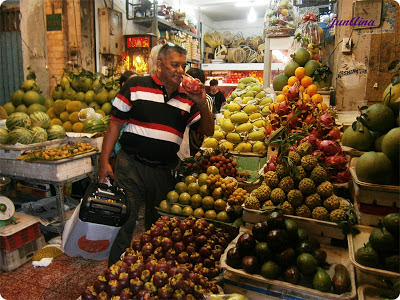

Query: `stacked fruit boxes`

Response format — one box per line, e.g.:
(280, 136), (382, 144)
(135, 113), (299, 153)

(0, 212), (46, 271)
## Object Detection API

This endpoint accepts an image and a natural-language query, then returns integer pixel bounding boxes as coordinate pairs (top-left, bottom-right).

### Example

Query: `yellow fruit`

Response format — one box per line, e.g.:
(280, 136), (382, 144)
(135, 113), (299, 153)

(253, 119), (266, 128)
(69, 111), (80, 124)
(46, 107), (56, 119)
(230, 112), (249, 124)
(59, 111), (70, 123)
(62, 121), (72, 132)
(224, 110), (232, 118)
(221, 119), (235, 132)
(50, 118), (62, 126)
(226, 132), (242, 144)
(249, 113), (263, 121)
(243, 104), (258, 115)
(253, 141), (267, 153)
(248, 130), (265, 141)
(212, 131), (226, 141)
(227, 103), (241, 112)
(219, 141), (234, 151)
(202, 137), (219, 149)
(276, 94), (286, 103)
(72, 122), (84, 133)
(234, 142), (252, 152)
(235, 123), (253, 133)
(53, 100), (66, 115)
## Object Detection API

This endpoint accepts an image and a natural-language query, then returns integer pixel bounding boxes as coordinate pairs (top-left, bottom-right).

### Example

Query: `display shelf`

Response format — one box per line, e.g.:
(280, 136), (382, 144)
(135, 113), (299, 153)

(202, 63), (264, 71)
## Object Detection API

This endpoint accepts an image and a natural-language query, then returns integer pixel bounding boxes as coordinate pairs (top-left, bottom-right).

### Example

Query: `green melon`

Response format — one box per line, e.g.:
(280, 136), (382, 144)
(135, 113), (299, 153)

(6, 112), (31, 130)
(52, 85), (64, 100)
(8, 127), (33, 145)
(293, 48), (311, 66)
(364, 104), (396, 133)
(23, 90), (41, 106)
(284, 61), (300, 77)
(381, 127), (400, 163)
(304, 60), (321, 76)
(382, 83), (400, 113)
(341, 122), (374, 151)
(30, 111), (51, 129)
(272, 74), (289, 91)
(31, 126), (48, 143)
(11, 89), (25, 106)
(60, 76), (71, 90)
(47, 124), (66, 140)
(355, 151), (393, 185)
(75, 92), (85, 102)
(83, 118), (106, 133)
(44, 97), (54, 109)
(80, 77), (93, 92)
(0, 128), (9, 144)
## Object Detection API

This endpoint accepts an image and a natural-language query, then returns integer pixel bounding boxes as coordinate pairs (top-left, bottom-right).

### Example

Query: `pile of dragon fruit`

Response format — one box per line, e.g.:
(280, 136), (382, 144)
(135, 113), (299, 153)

(266, 134), (351, 184)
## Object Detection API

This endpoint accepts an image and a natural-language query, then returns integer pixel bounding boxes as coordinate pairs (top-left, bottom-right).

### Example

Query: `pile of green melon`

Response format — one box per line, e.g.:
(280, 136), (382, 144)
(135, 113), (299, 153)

(202, 77), (273, 154)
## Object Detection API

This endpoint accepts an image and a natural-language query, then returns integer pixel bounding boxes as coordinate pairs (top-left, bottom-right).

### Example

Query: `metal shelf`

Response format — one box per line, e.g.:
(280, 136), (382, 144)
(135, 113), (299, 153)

(201, 63), (264, 71)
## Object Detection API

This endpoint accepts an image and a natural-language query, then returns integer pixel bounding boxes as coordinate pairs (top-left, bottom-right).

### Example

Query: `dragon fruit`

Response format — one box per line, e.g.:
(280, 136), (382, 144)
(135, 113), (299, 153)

(317, 139), (342, 156)
(318, 111), (336, 128)
(182, 74), (202, 94)
(327, 169), (352, 183)
(324, 153), (348, 169)
(326, 128), (342, 142)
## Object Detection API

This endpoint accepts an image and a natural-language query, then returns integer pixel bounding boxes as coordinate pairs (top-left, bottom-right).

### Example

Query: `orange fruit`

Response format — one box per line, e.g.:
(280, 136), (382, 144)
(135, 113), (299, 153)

(276, 94), (286, 103)
(306, 84), (318, 96)
(321, 102), (328, 110)
(288, 76), (299, 86)
(303, 94), (311, 102)
(299, 86), (305, 92)
(282, 85), (290, 95)
(311, 93), (323, 103)
(269, 103), (278, 112)
(295, 67), (306, 80)
(301, 76), (313, 88)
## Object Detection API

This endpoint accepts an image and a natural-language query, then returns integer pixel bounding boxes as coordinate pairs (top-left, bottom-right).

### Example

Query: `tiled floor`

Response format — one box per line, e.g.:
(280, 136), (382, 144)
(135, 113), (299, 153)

(0, 208), (145, 300)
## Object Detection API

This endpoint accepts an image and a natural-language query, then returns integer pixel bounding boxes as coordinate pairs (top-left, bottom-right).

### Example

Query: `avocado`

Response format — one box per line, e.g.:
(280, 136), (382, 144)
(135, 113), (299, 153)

(313, 267), (332, 292)
(355, 245), (380, 268)
(297, 253), (318, 276)
(332, 264), (351, 294)
(382, 213), (400, 235)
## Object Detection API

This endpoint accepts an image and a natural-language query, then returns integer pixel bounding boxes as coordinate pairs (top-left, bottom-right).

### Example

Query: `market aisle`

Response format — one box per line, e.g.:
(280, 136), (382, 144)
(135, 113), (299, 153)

(0, 206), (145, 299)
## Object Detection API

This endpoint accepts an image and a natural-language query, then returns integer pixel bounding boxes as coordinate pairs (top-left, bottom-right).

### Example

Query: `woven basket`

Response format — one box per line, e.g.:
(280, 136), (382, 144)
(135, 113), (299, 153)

(227, 47), (246, 63)
(214, 45), (228, 60)
(251, 36), (264, 51)
(221, 31), (234, 46)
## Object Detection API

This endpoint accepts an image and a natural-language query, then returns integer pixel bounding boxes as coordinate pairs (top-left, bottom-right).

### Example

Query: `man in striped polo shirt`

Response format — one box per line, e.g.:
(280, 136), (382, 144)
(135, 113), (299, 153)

(99, 43), (214, 266)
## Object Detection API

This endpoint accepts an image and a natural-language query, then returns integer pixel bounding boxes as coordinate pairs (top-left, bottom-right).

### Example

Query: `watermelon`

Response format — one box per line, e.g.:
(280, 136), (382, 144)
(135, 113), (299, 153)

(6, 112), (31, 130)
(47, 124), (66, 140)
(83, 118), (106, 133)
(31, 127), (48, 143)
(0, 128), (9, 144)
(30, 111), (51, 129)
(8, 128), (33, 145)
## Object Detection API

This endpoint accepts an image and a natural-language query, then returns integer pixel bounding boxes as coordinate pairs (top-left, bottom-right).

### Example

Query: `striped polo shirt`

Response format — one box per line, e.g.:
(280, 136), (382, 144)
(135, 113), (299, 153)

(110, 74), (201, 163)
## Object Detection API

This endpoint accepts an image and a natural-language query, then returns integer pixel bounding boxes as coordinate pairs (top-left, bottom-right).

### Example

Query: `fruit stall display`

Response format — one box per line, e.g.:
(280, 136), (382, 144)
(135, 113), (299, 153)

(202, 77), (273, 154)
(158, 151), (251, 225)
(224, 71), (263, 84)
(263, 0), (297, 37)
(81, 215), (239, 299)
(222, 211), (357, 298)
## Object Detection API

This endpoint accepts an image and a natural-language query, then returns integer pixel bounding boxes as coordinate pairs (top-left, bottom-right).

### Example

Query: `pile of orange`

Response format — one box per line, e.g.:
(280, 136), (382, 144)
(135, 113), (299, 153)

(281, 67), (325, 107)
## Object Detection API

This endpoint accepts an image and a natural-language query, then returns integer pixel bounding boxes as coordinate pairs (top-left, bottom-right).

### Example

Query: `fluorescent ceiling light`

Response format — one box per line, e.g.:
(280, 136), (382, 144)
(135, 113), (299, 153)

(247, 6), (256, 22)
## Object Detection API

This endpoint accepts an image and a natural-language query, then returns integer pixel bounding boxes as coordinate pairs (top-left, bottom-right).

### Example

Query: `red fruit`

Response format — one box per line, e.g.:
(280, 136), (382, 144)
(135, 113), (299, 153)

(140, 269), (152, 283)
(190, 252), (202, 264)
(159, 215), (170, 222)
(188, 272), (200, 285)
(199, 244), (212, 258)
(300, 134), (320, 149)
(165, 248), (177, 261)
(286, 84), (300, 102)
(170, 274), (185, 290)
(172, 289), (186, 299)
(197, 219), (209, 228)
(155, 261), (168, 273)
(176, 252), (190, 264)
(325, 154), (348, 169)
(144, 259), (157, 275)
(182, 230), (195, 246)
(151, 236), (163, 248)
(120, 288), (132, 300)
(161, 237), (174, 251)
(211, 248), (222, 260)
(130, 277), (144, 295)
(95, 291), (108, 300)
(152, 271), (169, 288)
(136, 289), (152, 300)
(168, 266), (178, 278)
(104, 265), (120, 281)
(161, 225), (171, 237)
(123, 253), (138, 266)
(179, 221), (190, 232)
(328, 168), (352, 183)
(107, 279), (122, 296)
(158, 284), (174, 299)
(81, 286), (97, 300)
(153, 246), (165, 260)
(169, 217), (181, 230)
(93, 275), (107, 293)
(155, 220), (166, 228)
(297, 99), (311, 112)
(166, 259), (177, 269)
(182, 279), (195, 295)
(195, 235), (208, 248)
(131, 239), (142, 251)
(318, 139), (342, 156)
(182, 75), (202, 94)
(318, 112), (335, 128)
(140, 233), (152, 245)
(193, 222), (206, 235)
(115, 260), (129, 274)
(150, 225), (163, 238)
(171, 228), (183, 242)
(327, 127), (342, 142)
(144, 281), (157, 295)
(312, 150), (325, 163)
(141, 242), (154, 258)
(310, 128), (324, 139)
(118, 272), (130, 289)
(128, 262), (143, 279)
(186, 243), (197, 255)
(174, 241), (186, 254)
(176, 267), (190, 279)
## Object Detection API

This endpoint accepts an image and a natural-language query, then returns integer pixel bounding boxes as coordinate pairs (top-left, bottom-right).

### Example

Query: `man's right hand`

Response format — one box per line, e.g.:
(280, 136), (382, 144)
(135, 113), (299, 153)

(98, 161), (114, 183)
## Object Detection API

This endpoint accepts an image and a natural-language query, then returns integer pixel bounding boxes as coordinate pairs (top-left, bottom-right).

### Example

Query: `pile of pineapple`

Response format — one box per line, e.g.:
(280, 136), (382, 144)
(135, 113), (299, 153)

(244, 141), (352, 223)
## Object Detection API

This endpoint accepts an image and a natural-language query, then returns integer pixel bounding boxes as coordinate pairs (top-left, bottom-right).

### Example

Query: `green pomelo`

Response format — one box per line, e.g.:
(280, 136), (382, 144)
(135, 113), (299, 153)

(95, 89), (109, 105)
(272, 74), (289, 91)
(382, 83), (400, 113)
(52, 85), (64, 100)
(60, 76), (71, 90)
(355, 151), (393, 184)
(293, 48), (311, 66)
(88, 101), (101, 111)
(284, 61), (300, 77)
(11, 90), (25, 106)
(21, 79), (37, 92)
(15, 104), (28, 113)
(101, 102), (112, 115)
(23, 90), (41, 106)
(304, 60), (320, 76)
(84, 90), (96, 104)
(374, 134), (385, 152)
(3, 103), (16, 115)
(80, 77), (93, 92)
(381, 127), (400, 162)
(44, 97), (54, 109)
(364, 103), (396, 133)
(108, 89), (119, 101)
(63, 87), (76, 100)
(75, 92), (85, 102)
(341, 122), (373, 151)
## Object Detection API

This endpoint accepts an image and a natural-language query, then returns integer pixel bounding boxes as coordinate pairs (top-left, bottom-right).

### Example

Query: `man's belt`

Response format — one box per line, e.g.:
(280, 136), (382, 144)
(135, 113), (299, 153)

(133, 154), (168, 167)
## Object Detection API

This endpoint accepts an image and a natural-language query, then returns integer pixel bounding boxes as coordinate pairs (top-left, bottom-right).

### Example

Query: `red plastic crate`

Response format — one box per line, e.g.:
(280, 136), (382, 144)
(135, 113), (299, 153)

(0, 212), (43, 253)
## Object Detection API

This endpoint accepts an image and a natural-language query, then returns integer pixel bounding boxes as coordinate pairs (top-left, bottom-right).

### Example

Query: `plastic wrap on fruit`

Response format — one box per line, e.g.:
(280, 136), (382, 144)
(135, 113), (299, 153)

(182, 74), (202, 94)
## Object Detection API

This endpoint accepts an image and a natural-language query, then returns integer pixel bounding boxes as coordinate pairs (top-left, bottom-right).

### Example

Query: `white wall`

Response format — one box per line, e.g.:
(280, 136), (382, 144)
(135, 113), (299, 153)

(212, 18), (264, 38)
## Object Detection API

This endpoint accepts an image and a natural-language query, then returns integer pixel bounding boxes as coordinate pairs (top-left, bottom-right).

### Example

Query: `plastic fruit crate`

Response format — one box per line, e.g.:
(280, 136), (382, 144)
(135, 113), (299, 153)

(0, 212), (43, 252)
(0, 235), (46, 272)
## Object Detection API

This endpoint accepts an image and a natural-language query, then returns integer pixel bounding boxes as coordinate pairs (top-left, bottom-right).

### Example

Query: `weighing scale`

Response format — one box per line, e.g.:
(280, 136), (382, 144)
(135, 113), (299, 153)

(0, 196), (17, 226)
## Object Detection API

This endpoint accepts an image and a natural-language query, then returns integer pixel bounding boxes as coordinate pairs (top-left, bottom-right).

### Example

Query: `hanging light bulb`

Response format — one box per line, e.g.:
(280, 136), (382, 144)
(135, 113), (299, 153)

(247, 6), (256, 23)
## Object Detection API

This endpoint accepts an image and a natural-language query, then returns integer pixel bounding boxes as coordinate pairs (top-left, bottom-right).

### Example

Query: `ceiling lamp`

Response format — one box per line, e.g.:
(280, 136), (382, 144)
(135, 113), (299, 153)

(247, 5), (256, 23)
